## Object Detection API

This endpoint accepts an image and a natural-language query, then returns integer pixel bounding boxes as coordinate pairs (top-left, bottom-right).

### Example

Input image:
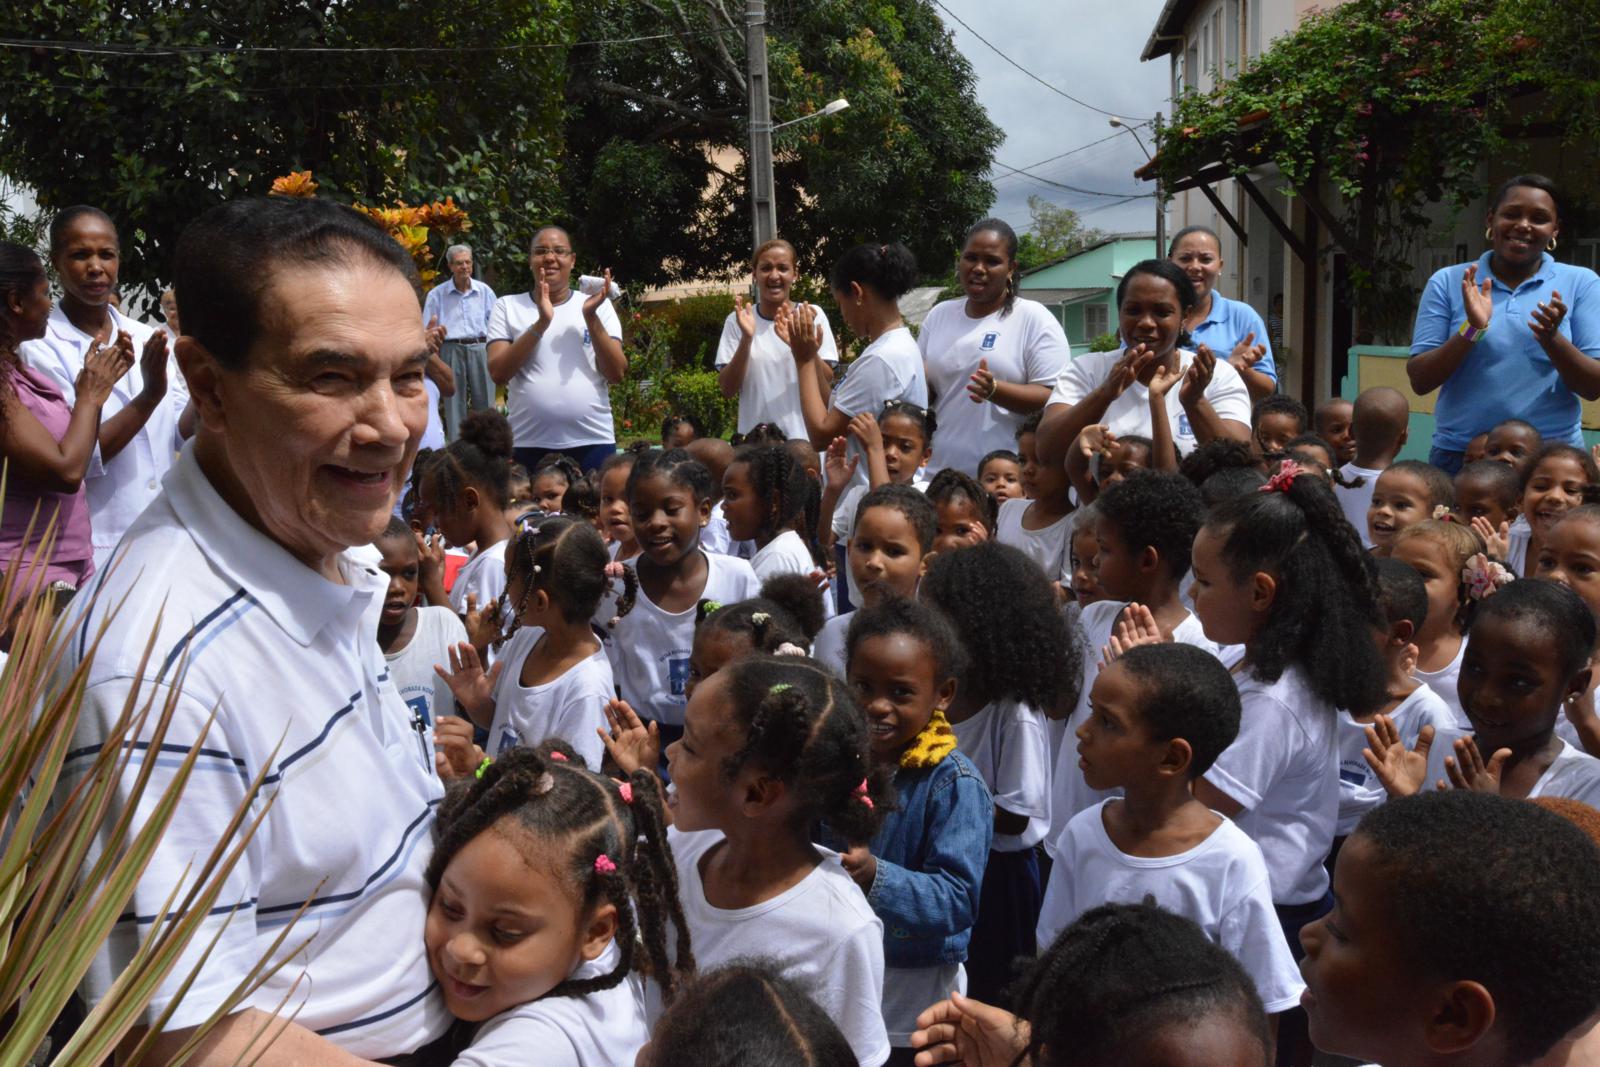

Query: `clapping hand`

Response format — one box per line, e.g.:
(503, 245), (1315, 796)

(733, 294), (756, 340)
(966, 358), (998, 404)
(1470, 516), (1511, 562)
(776, 302), (823, 363)
(1104, 343), (1156, 399)
(1101, 602), (1165, 665)
(415, 530), (446, 588)
(583, 268), (615, 317)
(534, 277), (556, 329)
(425, 314), (446, 356)
(1362, 714), (1434, 798)
(598, 698), (659, 777)
(76, 336), (134, 405)
(1461, 263), (1493, 330)
(1227, 331), (1267, 375)
(1180, 344), (1217, 408)
(135, 329), (167, 399)
(1443, 735), (1510, 795)
(1530, 289), (1568, 345)
(824, 435), (860, 487)
(1147, 360), (1183, 402)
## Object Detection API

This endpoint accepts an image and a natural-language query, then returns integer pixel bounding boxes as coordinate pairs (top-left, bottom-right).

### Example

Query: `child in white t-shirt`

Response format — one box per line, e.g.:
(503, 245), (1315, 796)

(1334, 559), (1454, 841)
(439, 516), (633, 771)
(374, 519), (470, 777)
(820, 403), (933, 611)
(424, 744), (684, 1067)
(604, 450), (761, 754)
(721, 442), (831, 617)
(1039, 643), (1303, 1017)
(659, 656), (893, 1067)
(995, 412), (1072, 600)
(1390, 520), (1483, 729)
(922, 540), (1079, 1004)
(596, 451), (643, 564)
(417, 411), (518, 651)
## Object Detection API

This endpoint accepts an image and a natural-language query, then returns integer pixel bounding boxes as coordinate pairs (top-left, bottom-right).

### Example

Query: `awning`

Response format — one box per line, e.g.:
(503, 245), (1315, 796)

(1019, 286), (1107, 305)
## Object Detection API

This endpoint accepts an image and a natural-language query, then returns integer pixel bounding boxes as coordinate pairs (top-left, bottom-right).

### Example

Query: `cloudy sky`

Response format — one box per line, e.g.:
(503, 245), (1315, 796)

(933, 0), (1172, 239)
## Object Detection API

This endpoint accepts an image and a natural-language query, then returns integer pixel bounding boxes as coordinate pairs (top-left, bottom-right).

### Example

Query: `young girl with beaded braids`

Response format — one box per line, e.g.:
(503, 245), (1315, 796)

(438, 515), (636, 770)
(662, 655), (895, 1067)
(424, 742), (689, 1067)
(720, 442), (830, 603)
(1188, 460), (1386, 952)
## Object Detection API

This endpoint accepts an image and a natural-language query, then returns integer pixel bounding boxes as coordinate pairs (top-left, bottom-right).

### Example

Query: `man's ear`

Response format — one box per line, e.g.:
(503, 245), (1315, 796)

(176, 336), (225, 433)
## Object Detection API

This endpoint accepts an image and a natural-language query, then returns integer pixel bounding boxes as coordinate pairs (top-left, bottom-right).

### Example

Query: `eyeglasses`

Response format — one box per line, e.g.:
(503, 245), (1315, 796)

(532, 246), (573, 257)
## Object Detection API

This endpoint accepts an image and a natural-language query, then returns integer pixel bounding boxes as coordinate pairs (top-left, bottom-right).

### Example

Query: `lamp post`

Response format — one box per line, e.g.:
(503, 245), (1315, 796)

(746, 1), (848, 251)
(1110, 114), (1164, 254)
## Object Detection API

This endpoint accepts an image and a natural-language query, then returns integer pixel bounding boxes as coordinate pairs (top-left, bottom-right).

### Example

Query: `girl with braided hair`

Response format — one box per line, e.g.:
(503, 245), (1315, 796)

(721, 443), (829, 602)
(424, 742), (690, 1066)
(438, 515), (636, 770)
(662, 654), (895, 1066)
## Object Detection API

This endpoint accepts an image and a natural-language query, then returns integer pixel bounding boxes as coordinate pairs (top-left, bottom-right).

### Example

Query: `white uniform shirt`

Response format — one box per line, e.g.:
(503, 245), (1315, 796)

(453, 939), (648, 1067)
(1204, 665), (1338, 905)
(920, 298), (1070, 476)
(1336, 685), (1452, 835)
(994, 497), (1072, 584)
(1530, 739), (1600, 806)
(666, 827), (890, 1067)
(715, 304), (839, 440)
(23, 304), (181, 564)
(828, 327), (928, 494)
(385, 605), (470, 774)
(750, 529), (834, 621)
(813, 609), (851, 677)
(1037, 801), (1305, 1014)
(1413, 640), (1470, 730)
(606, 552), (761, 726)
(1047, 347), (1251, 458)
(450, 538), (511, 615)
(54, 446), (447, 1054)
(487, 633), (613, 769)
(950, 698), (1051, 851)
(1335, 463), (1383, 549)
(488, 291), (623, 449)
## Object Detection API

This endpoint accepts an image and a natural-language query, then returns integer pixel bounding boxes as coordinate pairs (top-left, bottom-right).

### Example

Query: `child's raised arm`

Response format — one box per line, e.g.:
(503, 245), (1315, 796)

(1066, 424), (1112, 505)
(1362, 714), (1434, 798)
(435, 641), (501, 728)
(1146, 362), (1182, 472)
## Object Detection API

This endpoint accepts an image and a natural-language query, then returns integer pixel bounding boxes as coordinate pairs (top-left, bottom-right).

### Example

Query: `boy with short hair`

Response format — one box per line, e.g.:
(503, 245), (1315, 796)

(1252, 394), (1309, 457)
(1300, 791), (1600, 1067)
(1314, 396), (1356, 466)
(1335, 387), (1411, 548)
(373, 517), (471, 777)
(1038, 642), (1303, 1017)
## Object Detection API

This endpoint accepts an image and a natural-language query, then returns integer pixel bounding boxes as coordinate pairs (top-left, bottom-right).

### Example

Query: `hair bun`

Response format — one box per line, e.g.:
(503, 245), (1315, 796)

(459, 409), (515, 460)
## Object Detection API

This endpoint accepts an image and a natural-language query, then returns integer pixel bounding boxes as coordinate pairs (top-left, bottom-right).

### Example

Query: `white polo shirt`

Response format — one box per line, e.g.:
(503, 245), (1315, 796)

(23, 304), (182, 566)
(1047, 346), (1251, 457)
(54, 446), (449, 1057)
(488, 290), (623, 449)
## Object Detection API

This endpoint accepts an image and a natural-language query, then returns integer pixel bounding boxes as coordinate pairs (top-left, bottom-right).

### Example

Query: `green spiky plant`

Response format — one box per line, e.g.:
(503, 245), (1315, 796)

(0, 490), (300, 1067)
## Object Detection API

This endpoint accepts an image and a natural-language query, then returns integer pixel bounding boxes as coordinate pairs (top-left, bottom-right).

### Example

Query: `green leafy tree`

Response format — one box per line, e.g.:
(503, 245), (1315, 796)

(1015, 195), (1105, 270)
(562, 0), (1003, 285)
(0, 0), (572, 301)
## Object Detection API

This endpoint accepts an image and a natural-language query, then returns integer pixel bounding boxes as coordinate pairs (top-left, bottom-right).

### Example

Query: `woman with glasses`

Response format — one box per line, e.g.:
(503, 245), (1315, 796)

(487, 226), (626, 473)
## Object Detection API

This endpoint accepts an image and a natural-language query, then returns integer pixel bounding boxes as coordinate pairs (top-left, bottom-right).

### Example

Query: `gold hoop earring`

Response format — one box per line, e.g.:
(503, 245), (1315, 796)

(1549, 236), (1558, 252)
(1485, 227), (1493, 241)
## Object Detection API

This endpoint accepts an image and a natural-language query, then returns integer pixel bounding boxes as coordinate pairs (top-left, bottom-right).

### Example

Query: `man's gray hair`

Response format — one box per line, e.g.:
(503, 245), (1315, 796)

(445, 244), (473, 264)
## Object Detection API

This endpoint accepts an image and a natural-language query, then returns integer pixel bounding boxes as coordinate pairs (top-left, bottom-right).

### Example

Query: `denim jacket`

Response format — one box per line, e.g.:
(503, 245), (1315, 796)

(860, 750), (994, 968)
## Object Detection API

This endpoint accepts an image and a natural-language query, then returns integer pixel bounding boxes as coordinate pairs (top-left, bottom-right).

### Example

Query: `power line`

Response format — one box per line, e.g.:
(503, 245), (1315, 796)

(930, 0), (1124, 118)
(0, 26), (738, 57)
(992, 136), (1145, 191)
(988, 159), (1153, 199)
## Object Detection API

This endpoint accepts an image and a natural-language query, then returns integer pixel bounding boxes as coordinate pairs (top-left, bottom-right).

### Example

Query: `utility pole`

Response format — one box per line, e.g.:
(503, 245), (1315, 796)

(1153, 111), (1166, 255)
(746, 0), (777, 251)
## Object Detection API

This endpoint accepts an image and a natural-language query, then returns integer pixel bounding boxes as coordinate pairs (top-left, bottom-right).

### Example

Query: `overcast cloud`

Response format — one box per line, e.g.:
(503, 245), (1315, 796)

(933, 0), (1172, 239)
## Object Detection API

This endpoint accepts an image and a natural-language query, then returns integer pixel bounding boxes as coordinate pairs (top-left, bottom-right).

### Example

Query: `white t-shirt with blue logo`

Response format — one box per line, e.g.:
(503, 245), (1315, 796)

(488, 289), (623, 449)
(488, 632), (614, 769)
(384, 605), (470, 775)
(1047, 347), (1251, 458)
(920, 298), (1071, 476)
(606, 551), (762, 727)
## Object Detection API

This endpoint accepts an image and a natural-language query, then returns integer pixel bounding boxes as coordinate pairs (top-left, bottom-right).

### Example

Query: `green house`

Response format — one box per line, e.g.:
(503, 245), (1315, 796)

(1018, 233), (1157, 349)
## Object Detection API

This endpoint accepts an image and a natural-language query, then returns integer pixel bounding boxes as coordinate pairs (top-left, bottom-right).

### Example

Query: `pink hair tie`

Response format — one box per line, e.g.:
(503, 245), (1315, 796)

(854, 778), (874, 810)
(1258, 459), (1304, 494)
(549, 751), (568, 762)
(594, 854), (617, 875)
(618, 782), (634, 804)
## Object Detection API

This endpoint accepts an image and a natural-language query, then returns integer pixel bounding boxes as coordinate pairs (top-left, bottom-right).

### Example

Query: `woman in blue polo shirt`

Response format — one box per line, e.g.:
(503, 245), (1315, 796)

(1408, 174), (1600, 475)
(1168, 226), (1278, 403)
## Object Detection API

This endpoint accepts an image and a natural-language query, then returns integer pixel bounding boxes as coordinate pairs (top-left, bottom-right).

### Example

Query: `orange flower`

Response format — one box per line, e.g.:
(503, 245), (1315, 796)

(270, 171), (318, 198)
(422, 197), (470, 236)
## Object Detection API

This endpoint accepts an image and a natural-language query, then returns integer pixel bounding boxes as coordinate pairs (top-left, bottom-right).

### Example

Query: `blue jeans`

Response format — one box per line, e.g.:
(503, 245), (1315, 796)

(513, 443), (616, 476)
(1429, 446), (1466, 476)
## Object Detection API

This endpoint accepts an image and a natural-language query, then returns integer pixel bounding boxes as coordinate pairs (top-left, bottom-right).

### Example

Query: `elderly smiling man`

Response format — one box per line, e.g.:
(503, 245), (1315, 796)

(55, 197), (451, 1065)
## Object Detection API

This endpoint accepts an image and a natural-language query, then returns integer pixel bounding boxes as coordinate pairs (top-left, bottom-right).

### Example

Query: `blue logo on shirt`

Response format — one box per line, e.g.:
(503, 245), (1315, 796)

(981, 332), (998, 351)
(583, 328), (592, 347)
(668, 655), (690, 697)
(1177, 414), (1193, 438)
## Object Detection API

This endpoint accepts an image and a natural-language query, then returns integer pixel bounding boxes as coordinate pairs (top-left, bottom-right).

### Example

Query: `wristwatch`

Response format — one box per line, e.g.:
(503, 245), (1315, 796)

(1459, 321), (1487, 343)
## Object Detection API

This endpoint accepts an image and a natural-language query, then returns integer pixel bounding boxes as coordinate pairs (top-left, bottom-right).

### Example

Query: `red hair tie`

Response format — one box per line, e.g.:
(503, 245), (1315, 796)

(854, 778), (874, 810)
(1259, 459), (1304, 494)
(594, 854), (617, 875)
(618, 782), (634, 804)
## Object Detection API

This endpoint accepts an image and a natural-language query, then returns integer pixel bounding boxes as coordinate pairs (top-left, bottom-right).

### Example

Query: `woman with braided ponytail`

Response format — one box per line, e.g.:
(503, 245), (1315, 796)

(662, 654), (895, 1066)
(423, 741), (690, 1066)
(920, 218), (1071, 478)
(1188, 461), (1386, 954)
(437, 514), (636, 769)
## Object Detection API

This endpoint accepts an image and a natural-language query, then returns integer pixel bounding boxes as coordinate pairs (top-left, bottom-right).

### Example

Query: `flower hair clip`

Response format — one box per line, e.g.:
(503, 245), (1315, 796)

(775, 642), (807, 657)
(1462, 552), (1513, 601)
(1433, 504), (1454, 521)
(594, 854), (617, 875)
(752, 612), (770, 625)
(1258, 459), (1304, 494)
(854, 778), (874, 810)
(701, 600), (724, 616)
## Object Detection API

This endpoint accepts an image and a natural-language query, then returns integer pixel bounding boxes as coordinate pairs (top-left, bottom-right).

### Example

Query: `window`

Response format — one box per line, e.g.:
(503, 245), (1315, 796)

(1572, 240), (1600, 271)
(1224, 0), (1240, 73)
(1185, 41), (1199, 89)
(1084, 302), (1110, 340)
(1427, 248), (1455, 273)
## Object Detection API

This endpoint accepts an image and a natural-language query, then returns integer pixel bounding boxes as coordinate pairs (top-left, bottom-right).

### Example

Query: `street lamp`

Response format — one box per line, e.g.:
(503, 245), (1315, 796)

(1110, 115), (1165, 254)
(748, 90), (850, 251)
(773, 98), (850, 131)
